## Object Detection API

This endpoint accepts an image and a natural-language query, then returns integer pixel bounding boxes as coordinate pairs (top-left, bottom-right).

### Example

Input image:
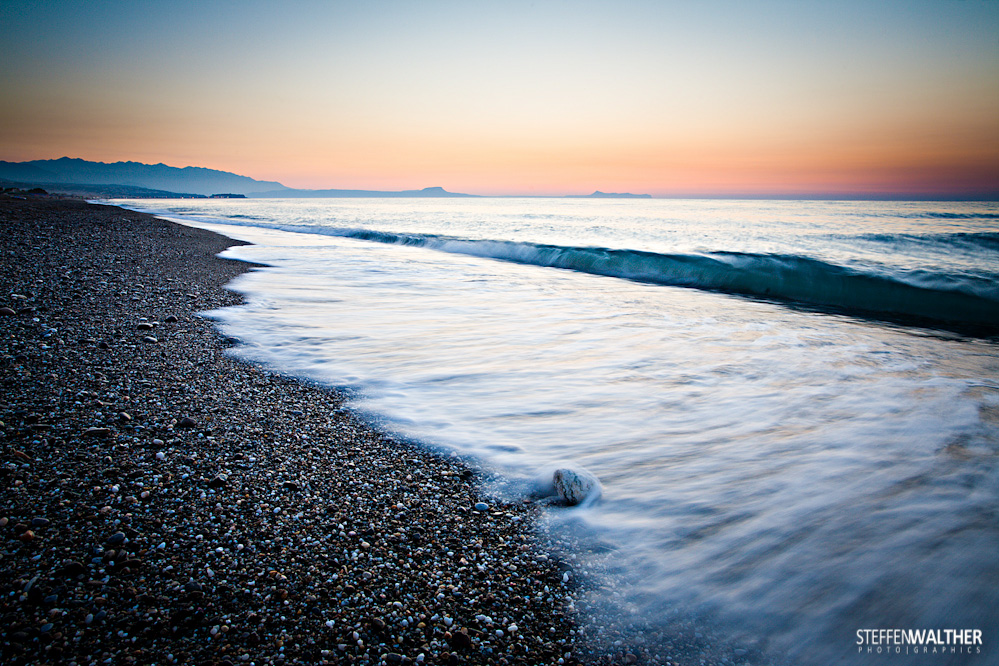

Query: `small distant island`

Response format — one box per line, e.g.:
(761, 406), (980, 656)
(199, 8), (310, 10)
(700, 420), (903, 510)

(210, 193), (246, 199)
(565, 190), (653, 199)
(252, 185), (476, 198)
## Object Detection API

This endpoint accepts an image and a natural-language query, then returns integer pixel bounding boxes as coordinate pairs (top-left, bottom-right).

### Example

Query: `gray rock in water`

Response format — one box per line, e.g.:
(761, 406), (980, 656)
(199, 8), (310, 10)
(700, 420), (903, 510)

(552, 468), (600, 506)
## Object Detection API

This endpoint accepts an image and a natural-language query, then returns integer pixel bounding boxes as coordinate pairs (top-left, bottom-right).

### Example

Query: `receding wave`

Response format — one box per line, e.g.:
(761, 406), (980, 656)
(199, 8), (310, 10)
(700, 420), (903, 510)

(854, 231), (999, 252)
(330, 229), (999, 332)
(912, 211), (999, 220)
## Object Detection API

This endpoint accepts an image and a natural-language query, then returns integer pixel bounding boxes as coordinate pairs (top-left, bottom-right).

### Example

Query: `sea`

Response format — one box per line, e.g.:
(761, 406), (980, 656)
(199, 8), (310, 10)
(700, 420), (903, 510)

(112, 197), (999, 665)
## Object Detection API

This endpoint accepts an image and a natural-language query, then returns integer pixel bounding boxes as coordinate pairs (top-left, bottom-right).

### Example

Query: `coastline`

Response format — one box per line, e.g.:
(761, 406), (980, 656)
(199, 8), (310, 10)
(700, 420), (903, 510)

(0, 197), (593, 665)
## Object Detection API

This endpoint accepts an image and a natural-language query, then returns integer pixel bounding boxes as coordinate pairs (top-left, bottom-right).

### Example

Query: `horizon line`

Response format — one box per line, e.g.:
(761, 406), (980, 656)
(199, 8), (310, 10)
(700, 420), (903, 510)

(3, 155), (998, 202)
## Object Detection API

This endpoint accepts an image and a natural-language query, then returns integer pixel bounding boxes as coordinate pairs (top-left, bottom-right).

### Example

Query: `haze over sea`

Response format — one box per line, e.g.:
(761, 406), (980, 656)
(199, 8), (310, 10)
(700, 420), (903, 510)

(115, 197), (999, 665)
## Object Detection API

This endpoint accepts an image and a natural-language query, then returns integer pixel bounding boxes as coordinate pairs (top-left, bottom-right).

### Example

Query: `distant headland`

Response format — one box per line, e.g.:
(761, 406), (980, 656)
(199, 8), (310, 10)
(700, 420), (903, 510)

(0, 158), (660, 200)
(565, 190), (653, 199)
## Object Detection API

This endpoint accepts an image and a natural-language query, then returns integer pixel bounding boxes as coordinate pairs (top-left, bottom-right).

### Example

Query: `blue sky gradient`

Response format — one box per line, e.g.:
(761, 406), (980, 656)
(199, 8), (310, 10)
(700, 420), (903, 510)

(2, 0), (997, 196)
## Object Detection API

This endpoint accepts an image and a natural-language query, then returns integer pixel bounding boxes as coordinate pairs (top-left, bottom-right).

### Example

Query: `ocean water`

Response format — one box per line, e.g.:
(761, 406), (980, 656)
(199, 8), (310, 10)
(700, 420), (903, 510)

(114, 197), (999, 665)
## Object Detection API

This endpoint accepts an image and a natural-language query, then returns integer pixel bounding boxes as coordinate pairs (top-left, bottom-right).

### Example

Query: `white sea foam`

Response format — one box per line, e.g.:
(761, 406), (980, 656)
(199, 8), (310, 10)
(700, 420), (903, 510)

(115, 197), (999, 665)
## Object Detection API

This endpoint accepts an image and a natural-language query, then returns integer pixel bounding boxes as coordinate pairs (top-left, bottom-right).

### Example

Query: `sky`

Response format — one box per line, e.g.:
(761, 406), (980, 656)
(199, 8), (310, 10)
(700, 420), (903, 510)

(1, 0), (998, 197)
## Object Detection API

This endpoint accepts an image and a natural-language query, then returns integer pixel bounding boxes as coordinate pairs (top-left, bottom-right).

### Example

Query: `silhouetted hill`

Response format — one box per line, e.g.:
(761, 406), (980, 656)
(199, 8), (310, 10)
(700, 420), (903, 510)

(565, 190), (652, 199)
(0, 179), (204, 199)
(0, 158), (288, 196)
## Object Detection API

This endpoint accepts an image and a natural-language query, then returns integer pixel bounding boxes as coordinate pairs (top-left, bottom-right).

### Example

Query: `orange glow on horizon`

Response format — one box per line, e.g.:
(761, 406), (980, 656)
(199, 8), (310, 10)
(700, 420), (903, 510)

(2, 1), (996, 198)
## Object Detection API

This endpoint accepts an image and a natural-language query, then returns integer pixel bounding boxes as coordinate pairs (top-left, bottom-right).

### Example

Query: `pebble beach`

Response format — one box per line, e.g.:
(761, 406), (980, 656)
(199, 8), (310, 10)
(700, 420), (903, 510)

(0, 197), (731, 666)
(0, 197), (605, 666)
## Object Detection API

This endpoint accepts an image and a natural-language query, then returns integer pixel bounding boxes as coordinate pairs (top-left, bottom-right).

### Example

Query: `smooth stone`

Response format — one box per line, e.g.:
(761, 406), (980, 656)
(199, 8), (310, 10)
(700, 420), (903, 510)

(177, 416), (197, 428)
(209, 474), (228, 489)
(164, 315), (179, 323)
(0, 307), (15, 316)
(474, 502), (489, 512)
(59, 561), (86, 577)
(83, 427), (112, 439)
(107, 532), (126, 545)
(450, 630), (472, 651)
(552, 468), (601, 506)
(29, 517), (50, 528)
(136, 322), (154, 331)
(142, 336), (158, 343)
(119, 558), (142, 572)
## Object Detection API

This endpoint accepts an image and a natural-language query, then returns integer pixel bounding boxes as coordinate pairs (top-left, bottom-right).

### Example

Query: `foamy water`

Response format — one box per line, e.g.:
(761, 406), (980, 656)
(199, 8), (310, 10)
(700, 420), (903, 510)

(114, 197), (999, 665)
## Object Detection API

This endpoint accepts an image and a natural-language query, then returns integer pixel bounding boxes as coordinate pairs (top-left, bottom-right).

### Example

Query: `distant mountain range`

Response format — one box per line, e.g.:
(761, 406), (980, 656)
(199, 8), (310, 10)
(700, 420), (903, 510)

(0, 157), (652, 199)
(0, 157), (287, 197)
(0, 158), (476, 198)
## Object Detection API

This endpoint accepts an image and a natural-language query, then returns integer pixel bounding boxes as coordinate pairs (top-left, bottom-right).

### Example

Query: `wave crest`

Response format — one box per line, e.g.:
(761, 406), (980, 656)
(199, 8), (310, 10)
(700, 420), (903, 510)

(332, 229), (999, 332)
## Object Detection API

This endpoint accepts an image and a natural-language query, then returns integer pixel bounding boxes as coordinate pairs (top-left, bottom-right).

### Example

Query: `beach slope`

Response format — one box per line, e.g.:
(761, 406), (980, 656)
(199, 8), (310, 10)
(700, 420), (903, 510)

(0, 197), (590, 665)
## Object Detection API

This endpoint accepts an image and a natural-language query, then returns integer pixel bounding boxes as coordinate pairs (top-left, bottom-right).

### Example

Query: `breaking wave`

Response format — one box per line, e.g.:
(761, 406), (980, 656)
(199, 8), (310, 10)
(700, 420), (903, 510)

(327, 229), (999, 332)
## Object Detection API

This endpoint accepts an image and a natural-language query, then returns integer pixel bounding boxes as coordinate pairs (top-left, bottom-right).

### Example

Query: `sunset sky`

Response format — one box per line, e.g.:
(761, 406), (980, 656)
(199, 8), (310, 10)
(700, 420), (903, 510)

(2, 0), (998, 197)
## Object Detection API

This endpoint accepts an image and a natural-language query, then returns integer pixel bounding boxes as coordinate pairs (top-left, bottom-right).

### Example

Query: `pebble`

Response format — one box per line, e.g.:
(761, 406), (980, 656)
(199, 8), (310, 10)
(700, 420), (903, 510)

(552, 467), (601, 506)
(107, 532), (127, 545)
(177, 416), (198, 428)
(450, 630), (473, 651)
(58, 561), (86, 577)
